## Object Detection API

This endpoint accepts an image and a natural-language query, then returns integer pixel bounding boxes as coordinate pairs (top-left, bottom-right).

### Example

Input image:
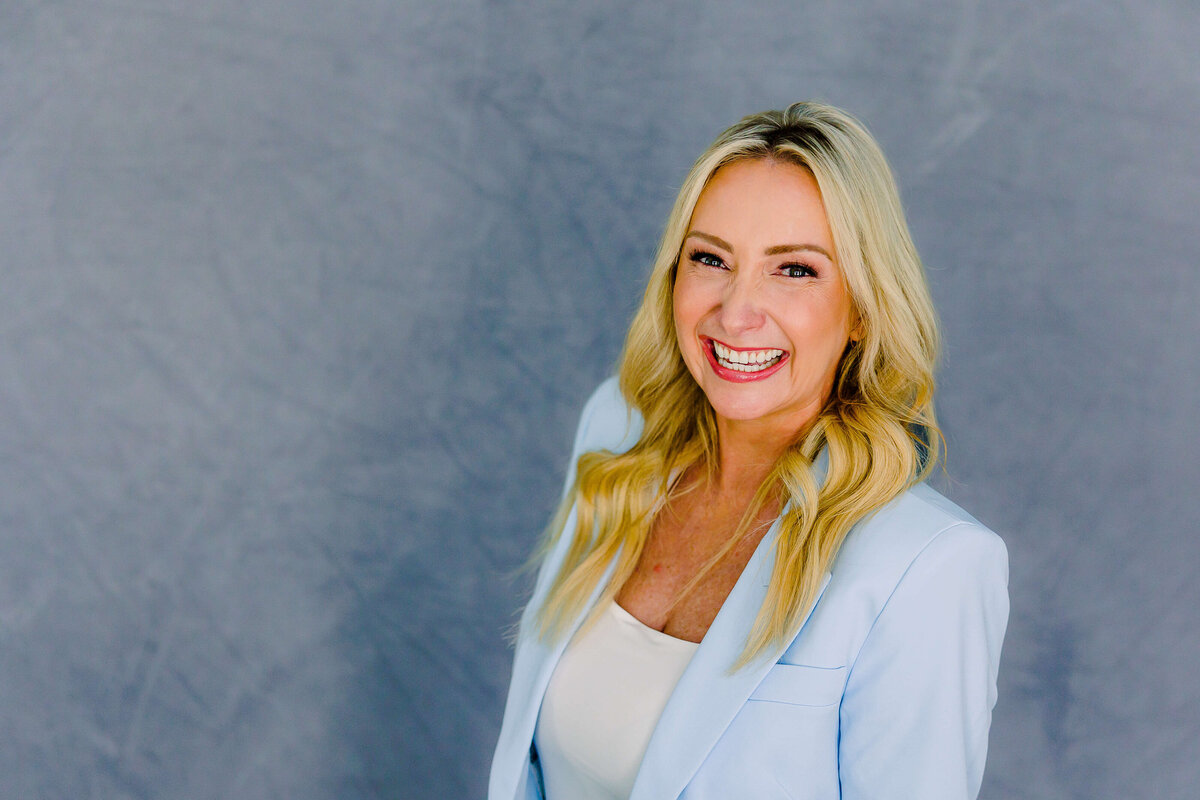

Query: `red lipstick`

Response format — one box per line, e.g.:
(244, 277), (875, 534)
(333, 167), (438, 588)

(701, 337), (789, 383)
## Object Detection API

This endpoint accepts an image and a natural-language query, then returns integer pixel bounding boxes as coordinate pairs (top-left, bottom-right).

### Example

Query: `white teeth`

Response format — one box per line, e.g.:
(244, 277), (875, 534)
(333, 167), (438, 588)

(710, 341), (784, 372)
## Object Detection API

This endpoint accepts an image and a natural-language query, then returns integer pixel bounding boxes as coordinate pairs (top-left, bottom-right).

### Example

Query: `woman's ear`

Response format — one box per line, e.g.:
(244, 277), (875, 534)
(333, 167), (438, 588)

(849, 314), (864, 342)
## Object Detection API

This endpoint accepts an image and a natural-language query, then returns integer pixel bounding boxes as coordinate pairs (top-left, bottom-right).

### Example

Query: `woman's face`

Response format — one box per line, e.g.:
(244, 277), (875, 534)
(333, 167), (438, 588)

(673, 157), (858, 437)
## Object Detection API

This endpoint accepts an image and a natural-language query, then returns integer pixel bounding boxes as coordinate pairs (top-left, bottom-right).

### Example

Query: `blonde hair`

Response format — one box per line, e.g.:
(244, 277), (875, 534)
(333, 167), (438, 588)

(534, 101), (942, 668)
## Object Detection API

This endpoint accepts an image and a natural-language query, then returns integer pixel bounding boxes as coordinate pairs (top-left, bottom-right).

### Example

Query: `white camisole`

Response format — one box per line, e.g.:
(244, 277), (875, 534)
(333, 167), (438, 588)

(534, 600), (699, 800)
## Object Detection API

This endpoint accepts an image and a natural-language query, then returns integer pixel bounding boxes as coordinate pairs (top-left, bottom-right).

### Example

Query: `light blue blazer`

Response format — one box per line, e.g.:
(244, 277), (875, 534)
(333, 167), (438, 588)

(489, 378), (1009, 800)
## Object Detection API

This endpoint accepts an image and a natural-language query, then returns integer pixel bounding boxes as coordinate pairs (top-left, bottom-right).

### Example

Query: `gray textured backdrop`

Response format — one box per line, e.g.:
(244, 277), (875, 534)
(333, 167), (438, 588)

(1, 1), (1197, 798)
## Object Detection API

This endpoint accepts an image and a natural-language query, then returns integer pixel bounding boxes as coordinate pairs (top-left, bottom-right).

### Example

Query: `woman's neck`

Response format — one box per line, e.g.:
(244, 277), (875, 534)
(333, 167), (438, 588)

(710, 416), (801, 498)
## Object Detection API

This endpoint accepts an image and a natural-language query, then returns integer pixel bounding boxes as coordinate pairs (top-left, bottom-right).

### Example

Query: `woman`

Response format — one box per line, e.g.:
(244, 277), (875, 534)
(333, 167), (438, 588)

(489, 102), (1009, 800)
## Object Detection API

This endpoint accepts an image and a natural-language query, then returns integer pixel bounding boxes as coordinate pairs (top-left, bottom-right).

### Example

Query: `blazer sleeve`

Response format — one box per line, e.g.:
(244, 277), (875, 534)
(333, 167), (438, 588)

(838, 522), (1010, 800)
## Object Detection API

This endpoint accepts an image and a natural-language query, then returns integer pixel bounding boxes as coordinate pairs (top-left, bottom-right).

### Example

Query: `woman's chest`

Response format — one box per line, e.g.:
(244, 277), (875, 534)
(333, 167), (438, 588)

(616, 494), (777, 642)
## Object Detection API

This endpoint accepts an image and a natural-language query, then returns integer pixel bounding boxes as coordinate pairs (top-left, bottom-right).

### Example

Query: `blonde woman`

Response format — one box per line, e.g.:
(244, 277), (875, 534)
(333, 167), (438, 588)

(489, 102), (1009, 800)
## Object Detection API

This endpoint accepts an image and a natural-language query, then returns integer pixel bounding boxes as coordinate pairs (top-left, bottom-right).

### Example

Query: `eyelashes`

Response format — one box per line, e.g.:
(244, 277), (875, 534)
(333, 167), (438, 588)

(686, 249), (818, 278)
(690, 250), (725, 269)
(780, 263), (817, 278)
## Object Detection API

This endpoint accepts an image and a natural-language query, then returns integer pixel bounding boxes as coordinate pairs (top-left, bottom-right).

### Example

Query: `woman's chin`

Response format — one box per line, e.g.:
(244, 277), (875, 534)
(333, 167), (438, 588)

(698, 384), (822, 436)
(703, 393), (783, 425)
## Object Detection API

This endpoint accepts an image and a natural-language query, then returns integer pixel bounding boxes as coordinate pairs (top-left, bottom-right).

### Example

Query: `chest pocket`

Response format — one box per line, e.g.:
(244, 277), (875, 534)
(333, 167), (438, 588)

(748, 663), (847, 708)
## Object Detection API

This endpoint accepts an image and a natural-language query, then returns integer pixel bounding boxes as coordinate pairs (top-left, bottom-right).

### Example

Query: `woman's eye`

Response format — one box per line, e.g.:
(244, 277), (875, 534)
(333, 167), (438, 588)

(781, 264), (816, 278)
(691, 251), (725, 269)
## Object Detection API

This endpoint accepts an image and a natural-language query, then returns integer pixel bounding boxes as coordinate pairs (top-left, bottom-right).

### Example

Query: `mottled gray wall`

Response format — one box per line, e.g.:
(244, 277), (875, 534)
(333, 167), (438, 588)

(1, 1), (1196, 798)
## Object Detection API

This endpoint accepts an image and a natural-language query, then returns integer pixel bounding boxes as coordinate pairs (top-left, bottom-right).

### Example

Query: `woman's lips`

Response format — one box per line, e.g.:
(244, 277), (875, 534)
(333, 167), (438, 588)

(702, 337), (789, 383)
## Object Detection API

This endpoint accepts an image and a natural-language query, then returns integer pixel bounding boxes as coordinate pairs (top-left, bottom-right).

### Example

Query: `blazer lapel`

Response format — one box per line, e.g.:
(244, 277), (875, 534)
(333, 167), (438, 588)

(629, 513), (832, 800)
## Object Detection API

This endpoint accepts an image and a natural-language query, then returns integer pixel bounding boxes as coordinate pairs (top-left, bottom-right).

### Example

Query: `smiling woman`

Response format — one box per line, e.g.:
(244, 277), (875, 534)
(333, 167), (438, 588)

(674, 158), (857, 427)
(490, 102), (1009, 800)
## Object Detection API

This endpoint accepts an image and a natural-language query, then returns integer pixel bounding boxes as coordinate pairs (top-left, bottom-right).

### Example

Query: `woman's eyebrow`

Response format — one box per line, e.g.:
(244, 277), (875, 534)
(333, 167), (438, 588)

(764, 242), (833, 260)
(687, 230), (833, 261)
(685, 231), (733, 251)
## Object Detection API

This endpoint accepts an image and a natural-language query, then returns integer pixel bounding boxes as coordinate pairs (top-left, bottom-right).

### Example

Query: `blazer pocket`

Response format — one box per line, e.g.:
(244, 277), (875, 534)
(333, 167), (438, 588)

(748, 663), (847, 708)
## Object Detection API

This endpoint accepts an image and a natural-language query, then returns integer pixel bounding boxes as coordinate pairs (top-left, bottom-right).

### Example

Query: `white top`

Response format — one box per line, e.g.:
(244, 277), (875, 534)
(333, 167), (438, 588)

(534, 600), (699, 800)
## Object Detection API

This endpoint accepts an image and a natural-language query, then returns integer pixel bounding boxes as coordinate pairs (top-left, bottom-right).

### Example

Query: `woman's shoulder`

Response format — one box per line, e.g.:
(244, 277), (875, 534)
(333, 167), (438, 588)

(830, 482), (1008, 596)
(785, 483), (1008, 668)
(570, 376), (643, 459)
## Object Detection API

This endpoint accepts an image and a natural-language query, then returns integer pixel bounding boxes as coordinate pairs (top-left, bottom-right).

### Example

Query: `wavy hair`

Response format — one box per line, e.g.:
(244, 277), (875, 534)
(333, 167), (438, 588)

(534, 101), (942, 668)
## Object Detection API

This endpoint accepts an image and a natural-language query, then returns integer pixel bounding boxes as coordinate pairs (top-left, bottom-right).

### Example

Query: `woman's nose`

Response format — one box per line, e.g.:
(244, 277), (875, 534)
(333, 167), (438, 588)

(719, 274), (766, 334)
